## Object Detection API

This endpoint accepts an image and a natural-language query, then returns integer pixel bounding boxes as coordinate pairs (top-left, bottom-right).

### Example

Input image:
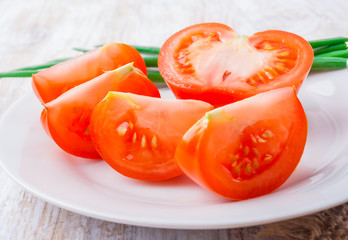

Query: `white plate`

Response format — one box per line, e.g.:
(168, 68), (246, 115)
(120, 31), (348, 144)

(1, 70), (348, 230)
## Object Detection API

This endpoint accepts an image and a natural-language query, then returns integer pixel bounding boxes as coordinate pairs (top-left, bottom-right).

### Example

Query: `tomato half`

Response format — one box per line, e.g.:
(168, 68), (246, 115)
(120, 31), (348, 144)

(32, 43), (147, 104)
(90, 92), (213, 181)
(158, 23), (313, 107)
(175, 87), (307, 200)
(42, 63), (160, 159)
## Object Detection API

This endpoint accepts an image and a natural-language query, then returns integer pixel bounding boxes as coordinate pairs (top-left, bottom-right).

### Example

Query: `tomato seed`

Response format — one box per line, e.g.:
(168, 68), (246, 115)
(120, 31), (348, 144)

(245, 164), (252, 175)
(257, 136), (267, 143)
(263, 44), (273, 50)
(116, 122), (129, 136)
(263, 154), (273, 162)
(233, 165), (241, 175)
(132, 132), (137, 143)
(250, 135), (258, 144)
(151, 136), (157, 148)
(252, 148), (259, 156)
(141, 135), (147, 147)
(243, 146), (250, 155)
(262, 130), (273, 138)
(278, 51), (290, 57)
(252, 158), (259, 168)
(274, 63), (287, 72)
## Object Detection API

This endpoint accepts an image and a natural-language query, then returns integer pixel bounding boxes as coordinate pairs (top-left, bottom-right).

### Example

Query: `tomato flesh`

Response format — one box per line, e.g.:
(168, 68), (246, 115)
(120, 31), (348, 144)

(32, 43), (147, 104)
(42, 63), (160, 159)
(159, 23), (313, 106)
(175, 87), (307, 200)
(90, 92), (213, 181)
(219, 119), (291, 181)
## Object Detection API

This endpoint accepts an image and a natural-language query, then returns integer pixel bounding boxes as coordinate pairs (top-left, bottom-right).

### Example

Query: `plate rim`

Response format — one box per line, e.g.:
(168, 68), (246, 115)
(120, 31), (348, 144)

(1, 83), (348, 229)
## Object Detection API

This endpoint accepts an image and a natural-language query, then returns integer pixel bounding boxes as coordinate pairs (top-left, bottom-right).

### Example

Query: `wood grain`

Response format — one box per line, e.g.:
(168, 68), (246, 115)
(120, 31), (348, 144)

(0, 0), (348, 239)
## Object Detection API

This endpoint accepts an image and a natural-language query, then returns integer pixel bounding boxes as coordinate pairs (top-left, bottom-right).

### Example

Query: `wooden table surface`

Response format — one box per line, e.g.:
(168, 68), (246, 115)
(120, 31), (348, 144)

(1, 0), (348, 239)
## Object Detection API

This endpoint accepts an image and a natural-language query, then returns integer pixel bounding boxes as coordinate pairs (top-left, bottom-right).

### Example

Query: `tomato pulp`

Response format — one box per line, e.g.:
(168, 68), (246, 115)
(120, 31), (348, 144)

(158, 23), (313, 106)
(175, 87), (307, 200)
(33, 43), (147, 104)
(42, 63), (160, 159)
(90, 92), (213, 181)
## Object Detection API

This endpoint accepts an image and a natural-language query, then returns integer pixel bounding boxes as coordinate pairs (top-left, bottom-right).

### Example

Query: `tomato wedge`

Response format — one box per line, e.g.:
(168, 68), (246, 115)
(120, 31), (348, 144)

(175, 87), (307, 200)
(32, 43), (147, 104)
(42, 63), (160, 159)
(90, 92), (213, 181)
(158, 23), (313, 106)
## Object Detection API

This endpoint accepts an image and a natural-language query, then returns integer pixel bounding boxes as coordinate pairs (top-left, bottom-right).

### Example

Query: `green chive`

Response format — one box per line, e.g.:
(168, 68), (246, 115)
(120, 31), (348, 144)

(131, 45), (160, 55)
(8, 55), (158, 77)
(315, 49), (348, 58)
(73, 47), (89, 53)
(74, 45), (161, 55)
(147, 70), (164, 83)
(15, 58), (69, 71)
(143, 56), (158, 68)
(3, 39), (348, 80)
(0, 70), (39, 78)
(309, 37), (348, 49)
(313, 43), (347, 56)
(311, 57), (347, 70)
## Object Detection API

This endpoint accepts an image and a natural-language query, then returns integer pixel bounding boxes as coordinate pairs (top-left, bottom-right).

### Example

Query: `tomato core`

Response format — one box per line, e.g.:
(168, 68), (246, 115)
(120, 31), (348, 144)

(175, 33), (297, 89)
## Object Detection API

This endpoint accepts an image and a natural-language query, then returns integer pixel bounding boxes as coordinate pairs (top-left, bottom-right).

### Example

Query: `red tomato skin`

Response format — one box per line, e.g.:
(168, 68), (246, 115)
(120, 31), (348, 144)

(166, 85), (241, 107)
(32, 43), (147, 104)
(40, 108), (50, 137)
(42, 64), (160, 159)
(158, 23), (313, 107)
(90, 92), (214, 181)
(175, 87), (308, 200)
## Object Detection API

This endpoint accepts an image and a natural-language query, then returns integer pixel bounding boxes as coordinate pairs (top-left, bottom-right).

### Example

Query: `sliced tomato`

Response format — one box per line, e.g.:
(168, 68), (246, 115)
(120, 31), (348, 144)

(32, 43), (147, 104)
(90, 92), (213, 181)
(175, 87), (307, 200)
(158, 23), (313, 107)
(42, 63), (160, 159)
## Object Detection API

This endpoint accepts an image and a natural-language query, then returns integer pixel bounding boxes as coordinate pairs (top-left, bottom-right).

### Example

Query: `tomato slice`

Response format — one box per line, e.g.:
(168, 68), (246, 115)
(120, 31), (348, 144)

(32, 43), (147, 104)
(90, 92), (213, 181)
(175, 87), (307, 200)
(42, 63), (160, 159)
(158, 23), (313, 107)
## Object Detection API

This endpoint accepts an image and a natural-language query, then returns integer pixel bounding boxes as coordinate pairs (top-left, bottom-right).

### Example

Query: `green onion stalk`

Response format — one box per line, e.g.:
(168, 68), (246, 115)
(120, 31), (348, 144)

(1, 37), (348, 82)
